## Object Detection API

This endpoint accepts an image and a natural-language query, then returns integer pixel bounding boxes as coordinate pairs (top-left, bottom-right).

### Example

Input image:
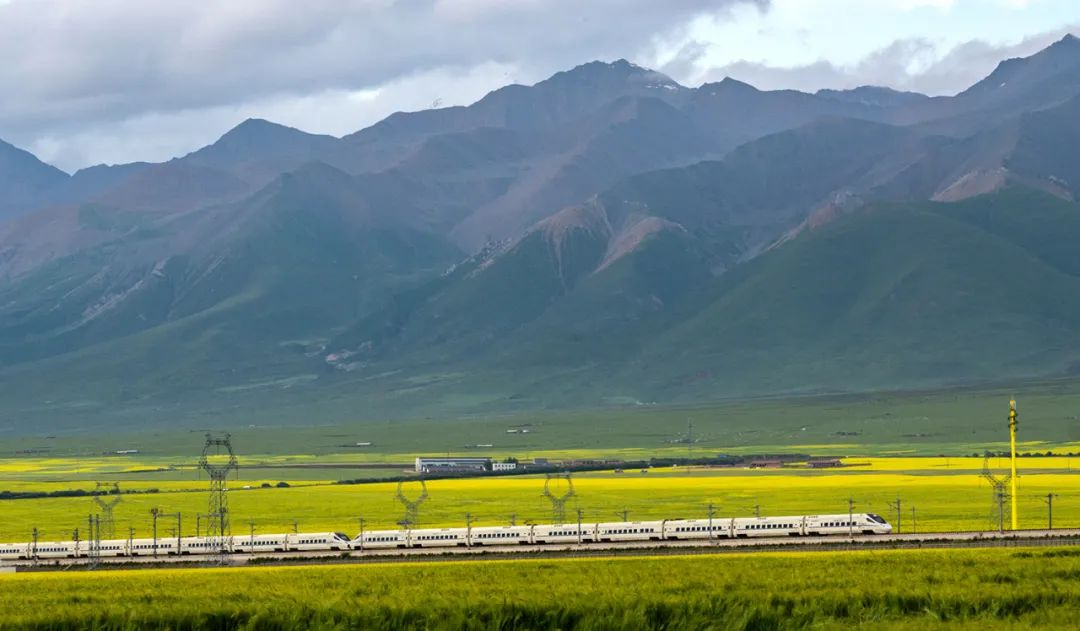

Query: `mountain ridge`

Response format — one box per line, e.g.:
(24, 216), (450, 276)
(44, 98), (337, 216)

(3, 37), (1080, 430)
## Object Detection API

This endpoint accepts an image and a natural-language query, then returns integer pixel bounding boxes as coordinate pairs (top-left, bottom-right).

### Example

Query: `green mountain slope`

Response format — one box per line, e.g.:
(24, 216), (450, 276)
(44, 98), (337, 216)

(0, 165), (460, 425)
(621, 188), (1080, 398)
(318, 186), (1080, 415)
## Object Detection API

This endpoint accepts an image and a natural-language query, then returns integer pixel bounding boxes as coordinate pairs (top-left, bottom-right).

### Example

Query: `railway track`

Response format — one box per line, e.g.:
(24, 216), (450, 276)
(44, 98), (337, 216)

(5, 528), (1079, 571)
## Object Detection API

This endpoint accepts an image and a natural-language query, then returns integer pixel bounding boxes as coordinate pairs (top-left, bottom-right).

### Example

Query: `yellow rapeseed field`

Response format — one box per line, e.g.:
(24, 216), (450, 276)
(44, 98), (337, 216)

(838, 456), (1080, 471)
(2, 464), (1077, 541)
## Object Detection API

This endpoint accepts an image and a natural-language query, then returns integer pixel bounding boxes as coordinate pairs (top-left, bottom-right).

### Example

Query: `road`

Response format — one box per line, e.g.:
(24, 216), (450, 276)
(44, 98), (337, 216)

(6, 528), (1079, 571)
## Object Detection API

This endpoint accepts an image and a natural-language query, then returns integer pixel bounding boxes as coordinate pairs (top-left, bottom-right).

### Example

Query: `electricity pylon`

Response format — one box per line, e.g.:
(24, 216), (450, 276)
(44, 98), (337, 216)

(396, 479), (428, 528)
(981, 455), (1011, 533)
(543, 472), (575, 524)
(199, 433), (238, 557)
(91, 482), (121, 539)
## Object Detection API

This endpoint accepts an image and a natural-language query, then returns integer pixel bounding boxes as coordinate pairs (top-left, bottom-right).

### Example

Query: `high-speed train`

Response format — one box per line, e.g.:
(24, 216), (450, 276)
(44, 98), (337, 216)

(0, 514), (890, 560)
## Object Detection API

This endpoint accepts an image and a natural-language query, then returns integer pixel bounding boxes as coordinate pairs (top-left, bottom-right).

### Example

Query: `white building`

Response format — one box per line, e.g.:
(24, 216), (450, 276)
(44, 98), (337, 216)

(414, 457), (491, 474)
(491, 462), (517, 472)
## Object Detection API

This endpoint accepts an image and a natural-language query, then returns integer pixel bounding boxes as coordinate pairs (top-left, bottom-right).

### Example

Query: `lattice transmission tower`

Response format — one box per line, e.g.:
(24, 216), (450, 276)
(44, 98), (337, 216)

(199, 433), (238, 555)
(543, 472), (575, 524)
(981, 455), (1011, 533)
(396, 479), (428, 528)
(91, 482), (121, 539)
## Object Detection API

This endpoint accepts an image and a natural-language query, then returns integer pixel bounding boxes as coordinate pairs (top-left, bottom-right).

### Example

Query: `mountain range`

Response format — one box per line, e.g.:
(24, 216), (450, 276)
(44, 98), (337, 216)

(2, 35), (1080, 432)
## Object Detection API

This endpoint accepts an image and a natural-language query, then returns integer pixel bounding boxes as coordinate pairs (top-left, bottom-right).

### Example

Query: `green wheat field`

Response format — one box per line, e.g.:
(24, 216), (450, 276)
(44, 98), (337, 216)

(3, 548), (1080, 629)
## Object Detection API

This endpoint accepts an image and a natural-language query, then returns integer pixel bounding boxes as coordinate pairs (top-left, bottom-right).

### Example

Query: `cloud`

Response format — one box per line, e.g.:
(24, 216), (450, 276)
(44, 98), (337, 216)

(697, 24), (1079, 95)
(0, 0), (767, 171)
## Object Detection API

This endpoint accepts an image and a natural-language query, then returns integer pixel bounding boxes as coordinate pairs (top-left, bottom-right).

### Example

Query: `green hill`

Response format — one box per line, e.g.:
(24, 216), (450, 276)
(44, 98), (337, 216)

(316, 187), (1080, 415)
(623, 188), (1080, 398)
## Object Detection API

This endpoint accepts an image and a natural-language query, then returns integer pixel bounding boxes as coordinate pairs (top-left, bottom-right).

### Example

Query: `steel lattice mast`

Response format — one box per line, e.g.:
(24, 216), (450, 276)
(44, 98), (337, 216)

(199, 433), (238, 555)
(981, 455), (1011, 533)
(91, 482), (121, 539)
(395, 479), (428, 528)
(543, 472), (575, 524)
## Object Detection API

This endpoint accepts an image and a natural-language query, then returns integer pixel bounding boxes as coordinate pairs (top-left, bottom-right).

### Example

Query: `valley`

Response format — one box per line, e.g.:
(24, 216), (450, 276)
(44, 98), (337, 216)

(4, 13), (1080, 629)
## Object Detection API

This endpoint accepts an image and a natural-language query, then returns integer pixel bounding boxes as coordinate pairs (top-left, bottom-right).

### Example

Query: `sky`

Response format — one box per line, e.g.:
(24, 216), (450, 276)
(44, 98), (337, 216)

(1, 0), (1078, 172)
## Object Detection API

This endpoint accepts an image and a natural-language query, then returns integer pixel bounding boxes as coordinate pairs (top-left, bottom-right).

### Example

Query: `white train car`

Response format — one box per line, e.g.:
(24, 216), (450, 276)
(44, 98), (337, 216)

(179, 537), (230, 555)
(804, 513), (891, 536)
(409, 528), (468, 548)
(596, 521), (664, 542)
(665, 519), (730, 540)
(469, 525), (531, 546)
(233, 534), (289, 553)
(0, 543), (28, 560)
(351, 529), (409, 549)
(287, 532), (350, 551)
(733, 516), (804, 538)
(129, 538), (179, 556)
(532, 523), (596, 544)
(85, 539), (130, 557)
(32, 541), (80, 559)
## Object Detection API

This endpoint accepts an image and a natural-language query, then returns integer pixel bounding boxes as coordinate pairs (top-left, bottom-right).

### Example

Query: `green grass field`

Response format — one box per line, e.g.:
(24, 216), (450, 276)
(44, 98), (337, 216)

(3, 548), (1080, 629)
(6, 377), (1080, 460)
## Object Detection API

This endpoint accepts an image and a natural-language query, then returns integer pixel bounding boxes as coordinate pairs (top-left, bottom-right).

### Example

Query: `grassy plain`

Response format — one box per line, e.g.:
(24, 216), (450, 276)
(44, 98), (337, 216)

(6, 377), (1080, 460)
(3, 548), (1080, 629)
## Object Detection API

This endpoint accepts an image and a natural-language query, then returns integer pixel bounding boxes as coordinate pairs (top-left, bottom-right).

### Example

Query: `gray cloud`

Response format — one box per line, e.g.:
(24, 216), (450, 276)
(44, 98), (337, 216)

(0, 0), (767, 171)
(698, 25), (1080, 96)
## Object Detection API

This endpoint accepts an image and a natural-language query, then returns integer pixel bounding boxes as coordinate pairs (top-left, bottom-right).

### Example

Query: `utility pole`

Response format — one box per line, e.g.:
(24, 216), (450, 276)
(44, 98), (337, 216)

(248, 520), (256, 546)
(357, 517), (366, 552)
(151, 508), (181, 557)
(509, 513), (517, 527)
(292, 520), (299, 535)
(707, 503), (716, 544)
(754, 504), (761, 519)
(1045, 493), (1058, 530)
(618, 508), (629, 522)
(87, 515), (101, 570)
(465, 513), (473, 548)
(847, 498), (855, 538)
(576, 509), (584, 545)
(31, 527), (38, 564)
(996, 488), (1006, 533)
(888, 497), (902, 534)
(151, 508), (159, 558)
(1009, 399), (1019, 531)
